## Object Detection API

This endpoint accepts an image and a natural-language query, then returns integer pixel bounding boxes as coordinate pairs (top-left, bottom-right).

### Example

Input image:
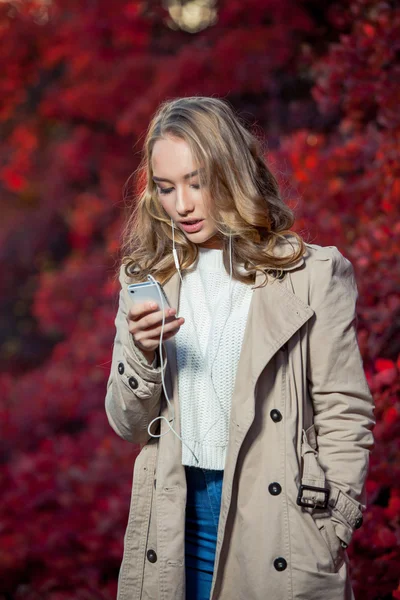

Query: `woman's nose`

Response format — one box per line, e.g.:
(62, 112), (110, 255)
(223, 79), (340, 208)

(176, 187), (194, 215)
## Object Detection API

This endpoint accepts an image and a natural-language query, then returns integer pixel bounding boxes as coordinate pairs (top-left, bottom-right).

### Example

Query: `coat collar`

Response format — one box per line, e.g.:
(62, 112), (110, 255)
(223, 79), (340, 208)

(264, 234), (305, 272)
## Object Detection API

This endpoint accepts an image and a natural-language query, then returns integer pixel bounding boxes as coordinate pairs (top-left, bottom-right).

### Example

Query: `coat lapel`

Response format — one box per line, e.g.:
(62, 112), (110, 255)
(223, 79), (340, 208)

(230, 269), (314, 431)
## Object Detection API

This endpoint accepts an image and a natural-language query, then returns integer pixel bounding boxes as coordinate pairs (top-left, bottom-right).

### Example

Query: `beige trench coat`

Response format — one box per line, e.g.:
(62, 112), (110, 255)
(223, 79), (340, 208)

(105, 239), (375, 600)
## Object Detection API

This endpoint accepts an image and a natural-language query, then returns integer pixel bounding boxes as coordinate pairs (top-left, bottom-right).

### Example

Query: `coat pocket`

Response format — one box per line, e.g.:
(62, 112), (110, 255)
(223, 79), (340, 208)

(299, 424), (345, 572)
(312, 513), (345, 572)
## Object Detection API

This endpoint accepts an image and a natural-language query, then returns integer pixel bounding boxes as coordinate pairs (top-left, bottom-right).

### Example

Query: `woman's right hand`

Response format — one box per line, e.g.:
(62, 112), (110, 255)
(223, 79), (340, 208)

(127, 301), (184, 364)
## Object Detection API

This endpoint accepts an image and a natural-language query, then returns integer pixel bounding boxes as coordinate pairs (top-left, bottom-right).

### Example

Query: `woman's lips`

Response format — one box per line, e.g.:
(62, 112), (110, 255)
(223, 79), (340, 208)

(179, 220), (204, 233)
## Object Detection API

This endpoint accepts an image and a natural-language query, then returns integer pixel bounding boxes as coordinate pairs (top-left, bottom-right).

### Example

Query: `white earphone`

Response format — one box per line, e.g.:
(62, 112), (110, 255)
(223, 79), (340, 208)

(145, 219), (198, 464)
(171, 218), (183, 279)
(146, 218), (234, 464)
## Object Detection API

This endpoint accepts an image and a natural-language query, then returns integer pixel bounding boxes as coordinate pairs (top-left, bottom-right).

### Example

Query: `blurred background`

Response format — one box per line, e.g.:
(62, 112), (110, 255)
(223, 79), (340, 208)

(0, 0), (399, 598)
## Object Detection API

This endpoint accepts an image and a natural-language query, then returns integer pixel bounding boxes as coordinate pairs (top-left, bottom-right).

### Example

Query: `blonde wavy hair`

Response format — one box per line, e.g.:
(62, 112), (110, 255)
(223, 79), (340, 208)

(121, 96), (305, 285)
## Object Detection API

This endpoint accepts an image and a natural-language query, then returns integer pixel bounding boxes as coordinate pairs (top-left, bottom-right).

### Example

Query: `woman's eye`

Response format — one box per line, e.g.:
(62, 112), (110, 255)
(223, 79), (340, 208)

(156, 183), (200, 194)
(158, 187), (174, 195)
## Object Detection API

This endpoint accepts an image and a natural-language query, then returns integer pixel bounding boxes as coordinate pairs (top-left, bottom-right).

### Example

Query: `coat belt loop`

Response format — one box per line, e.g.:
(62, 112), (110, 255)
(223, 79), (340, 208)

(297, 428), (330, 512)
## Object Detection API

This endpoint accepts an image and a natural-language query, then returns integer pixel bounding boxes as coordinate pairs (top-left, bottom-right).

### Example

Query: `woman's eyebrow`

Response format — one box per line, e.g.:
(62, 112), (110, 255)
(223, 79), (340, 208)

(152, 169), (203, 183)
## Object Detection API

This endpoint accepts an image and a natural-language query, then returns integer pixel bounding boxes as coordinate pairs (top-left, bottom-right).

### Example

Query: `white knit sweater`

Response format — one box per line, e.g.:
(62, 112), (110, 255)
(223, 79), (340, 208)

(175, 248), (253, 470)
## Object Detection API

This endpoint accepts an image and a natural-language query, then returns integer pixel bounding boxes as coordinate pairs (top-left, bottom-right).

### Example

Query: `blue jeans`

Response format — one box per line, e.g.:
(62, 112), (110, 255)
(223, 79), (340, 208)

(185, 466), (224, 600)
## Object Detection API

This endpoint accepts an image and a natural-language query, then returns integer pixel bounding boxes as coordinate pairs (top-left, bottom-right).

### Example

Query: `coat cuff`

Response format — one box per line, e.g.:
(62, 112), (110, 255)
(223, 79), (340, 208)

(327, 484), (364, 546)
(123, 331), (166, 385)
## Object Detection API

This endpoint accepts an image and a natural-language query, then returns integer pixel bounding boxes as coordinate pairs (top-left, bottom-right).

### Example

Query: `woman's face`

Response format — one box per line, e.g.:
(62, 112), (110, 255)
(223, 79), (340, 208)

(151, 136), (221, 248)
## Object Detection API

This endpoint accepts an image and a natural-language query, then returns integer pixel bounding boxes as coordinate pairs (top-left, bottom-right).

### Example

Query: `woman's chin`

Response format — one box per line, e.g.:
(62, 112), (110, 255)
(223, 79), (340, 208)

(180, 227), (222, 249)
(195, 234), (223, 249)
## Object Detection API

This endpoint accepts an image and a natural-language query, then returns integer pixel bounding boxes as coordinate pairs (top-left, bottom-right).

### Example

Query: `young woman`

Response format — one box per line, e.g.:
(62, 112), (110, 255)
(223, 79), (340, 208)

(105, 97), (375, 600)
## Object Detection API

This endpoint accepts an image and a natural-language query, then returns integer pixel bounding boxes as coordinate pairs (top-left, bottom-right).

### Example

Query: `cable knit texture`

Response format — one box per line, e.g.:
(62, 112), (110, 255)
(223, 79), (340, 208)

(176, 248), (253, 470)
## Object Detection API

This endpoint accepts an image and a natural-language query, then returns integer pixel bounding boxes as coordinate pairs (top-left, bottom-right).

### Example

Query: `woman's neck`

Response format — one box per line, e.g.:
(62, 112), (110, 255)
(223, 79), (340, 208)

(197, 234), (223, 249)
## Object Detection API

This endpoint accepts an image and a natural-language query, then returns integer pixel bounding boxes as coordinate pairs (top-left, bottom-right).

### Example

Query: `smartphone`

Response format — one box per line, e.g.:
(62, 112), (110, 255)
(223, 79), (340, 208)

(127, 280), (171, 309)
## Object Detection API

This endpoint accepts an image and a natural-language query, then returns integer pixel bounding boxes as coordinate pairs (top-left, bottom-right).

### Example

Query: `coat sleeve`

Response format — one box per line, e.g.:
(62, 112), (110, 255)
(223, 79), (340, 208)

(307, 246), (375, 546)
(105, 266), (166, 445)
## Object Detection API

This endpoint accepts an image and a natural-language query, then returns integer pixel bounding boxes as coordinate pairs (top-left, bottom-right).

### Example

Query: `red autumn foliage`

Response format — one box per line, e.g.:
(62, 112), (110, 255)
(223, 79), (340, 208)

(0, 0), (399, 598)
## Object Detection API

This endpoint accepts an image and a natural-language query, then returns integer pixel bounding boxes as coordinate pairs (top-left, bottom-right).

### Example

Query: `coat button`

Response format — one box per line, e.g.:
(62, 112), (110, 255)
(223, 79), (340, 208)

(274, 557), (287, 571)
(118, 362), (124, 375)
(147, 549), (157, 563)
(270, 409), (282, 423)
(354, 516), (363, 529)
(128, 376), (139, 390)
(269, 482), (282, 496)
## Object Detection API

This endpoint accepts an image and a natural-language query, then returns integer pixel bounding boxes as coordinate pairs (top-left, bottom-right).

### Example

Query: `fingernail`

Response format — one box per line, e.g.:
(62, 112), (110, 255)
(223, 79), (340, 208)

(149, 302), (157, 309)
